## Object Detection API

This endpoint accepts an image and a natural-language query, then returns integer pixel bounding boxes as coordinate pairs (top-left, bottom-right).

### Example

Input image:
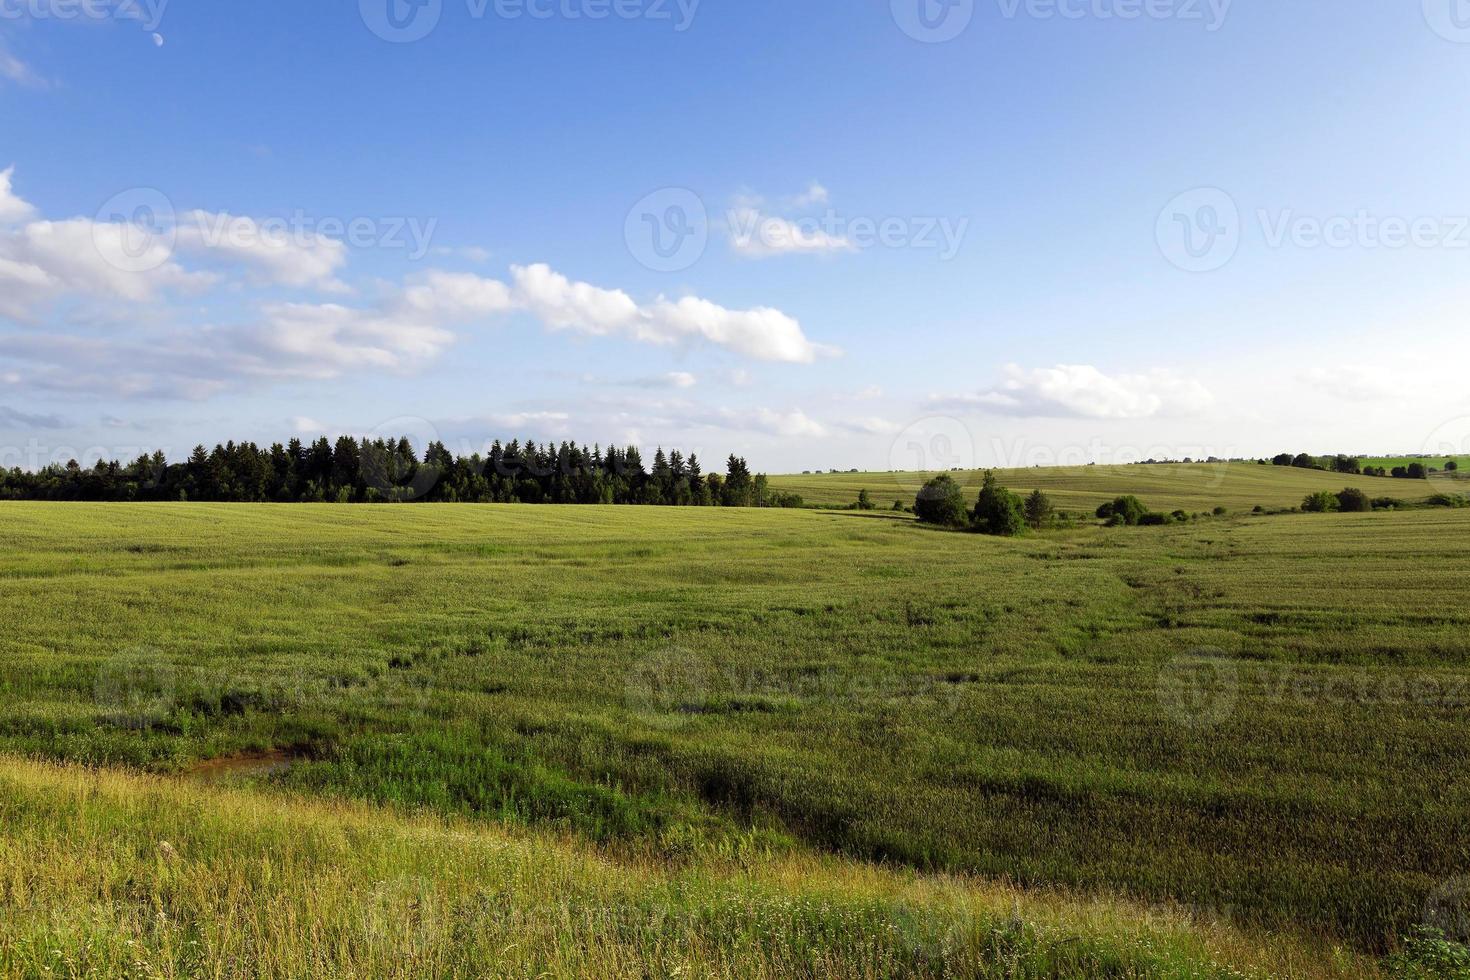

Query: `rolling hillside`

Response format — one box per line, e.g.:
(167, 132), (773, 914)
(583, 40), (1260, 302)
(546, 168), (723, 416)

(769, 462), (1430, 512)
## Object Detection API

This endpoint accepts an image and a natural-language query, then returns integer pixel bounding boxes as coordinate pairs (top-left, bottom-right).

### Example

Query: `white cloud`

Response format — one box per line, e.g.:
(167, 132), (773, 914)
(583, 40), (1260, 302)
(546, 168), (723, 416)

(507, 263), (834, 363)
(606, 371), (699, 389)
(0, 217), (211, 320)
(726, 206), (855, 258)
(177, 211), (349, 292)
(691, 407), (827, 438)
(0, 167), (36, 225)
(0, 49), (43, 89)
(396, 270), (514, 320)
(791, 183), (830, 207)
(236, 301), (455, 379)
(292, 416), (325, 434)
(935, 364), (1214, 420)
(834, 416), (899, 435)
(1299, 365), (1399, 401)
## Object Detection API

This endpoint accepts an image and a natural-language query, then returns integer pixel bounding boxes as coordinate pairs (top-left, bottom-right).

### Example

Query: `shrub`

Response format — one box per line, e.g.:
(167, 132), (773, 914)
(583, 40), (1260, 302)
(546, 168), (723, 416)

(892, 500), (905, 512)
(973, 471), (1026, 537)
(1213, 506), (1228, 516)
(914, 475), (968, 528)
(1427, 493), (1469, 508)
(1448, 460), (1460, 472)
(1171, 510), (1189, 523)
(1101, 495), (1148, 526)
(1371, 497), (1403, 510)
(856, 489), (875, 511)
(1301, 491), (1340, 513)
(1022, 489), (1055, 530)
(1408, 463), (1429, 480)
(1138, 513), (1170, 526)
(1336, 488), (1370, 513)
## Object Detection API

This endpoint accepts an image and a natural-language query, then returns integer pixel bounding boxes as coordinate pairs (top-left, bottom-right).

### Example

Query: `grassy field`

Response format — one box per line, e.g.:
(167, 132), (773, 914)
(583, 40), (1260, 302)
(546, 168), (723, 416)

(767, 462), (1430, 511)
(0, 756), (1370, 978)
(1, 491), (1468, 972)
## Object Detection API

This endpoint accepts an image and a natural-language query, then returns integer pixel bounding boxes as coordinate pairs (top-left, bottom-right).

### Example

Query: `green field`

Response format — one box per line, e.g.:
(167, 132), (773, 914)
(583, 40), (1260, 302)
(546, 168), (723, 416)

(768, 462), (1431, 512)
(1, 490), (1468, 975)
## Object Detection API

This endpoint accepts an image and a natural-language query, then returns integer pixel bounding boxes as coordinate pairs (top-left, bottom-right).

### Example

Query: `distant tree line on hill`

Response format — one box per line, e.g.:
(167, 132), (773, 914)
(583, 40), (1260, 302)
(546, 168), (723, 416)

(1265, 453), (1458, 479)
(0, 436), (803, 507)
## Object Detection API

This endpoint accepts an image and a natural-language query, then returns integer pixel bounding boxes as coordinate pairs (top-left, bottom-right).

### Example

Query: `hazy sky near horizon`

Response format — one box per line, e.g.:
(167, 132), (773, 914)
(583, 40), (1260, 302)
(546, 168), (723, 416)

(3, 0), (1470, 474)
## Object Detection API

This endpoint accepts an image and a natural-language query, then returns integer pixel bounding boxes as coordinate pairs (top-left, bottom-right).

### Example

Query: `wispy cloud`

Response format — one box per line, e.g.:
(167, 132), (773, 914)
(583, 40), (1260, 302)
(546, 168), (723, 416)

(932, 364), (1214, 420)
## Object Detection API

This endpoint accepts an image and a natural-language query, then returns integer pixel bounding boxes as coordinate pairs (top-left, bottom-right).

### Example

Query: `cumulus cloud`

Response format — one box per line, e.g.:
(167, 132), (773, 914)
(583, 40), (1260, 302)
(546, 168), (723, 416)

(0, 167), (36, 225)
(508, 263), (834, 363)
(176, 211), (349, 292)
(934, 364), (1214, 420)
(0, 217), (212, 320)
(0, 166), (832, 400)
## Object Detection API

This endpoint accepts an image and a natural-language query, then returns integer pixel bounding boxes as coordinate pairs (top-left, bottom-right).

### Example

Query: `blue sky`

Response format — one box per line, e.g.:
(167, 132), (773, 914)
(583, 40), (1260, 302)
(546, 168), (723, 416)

(3, 0), (1470, 474)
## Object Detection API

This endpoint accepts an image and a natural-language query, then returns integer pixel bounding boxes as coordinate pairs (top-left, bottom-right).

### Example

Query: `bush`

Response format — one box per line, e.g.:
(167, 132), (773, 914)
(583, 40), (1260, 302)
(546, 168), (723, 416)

(1408, 463), (1429, 480)
(1213, 506), (1228, 516)
(973, 471), (1025, 537)
(1138, 513), (1170, 526)
(914, 475), (968, 528)
(1022, 489), (1055, 530)
(1099, 495), (1148, 526)
(1170, 510), (1189, 523)
(1302, 491), (1340, 513)
(1336, 488), (1370, 513)
(1427, 493), (1469, 508)
(856, 489), (876, 511)
(1448, 460), (1461, 472)
(1371, 497), (1403, 510)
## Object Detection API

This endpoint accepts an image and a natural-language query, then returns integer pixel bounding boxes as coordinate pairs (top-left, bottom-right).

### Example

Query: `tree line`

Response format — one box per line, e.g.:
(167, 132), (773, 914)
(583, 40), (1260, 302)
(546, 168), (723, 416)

(0, 436), (804, 507)
(1267, 453), (1458, 479)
